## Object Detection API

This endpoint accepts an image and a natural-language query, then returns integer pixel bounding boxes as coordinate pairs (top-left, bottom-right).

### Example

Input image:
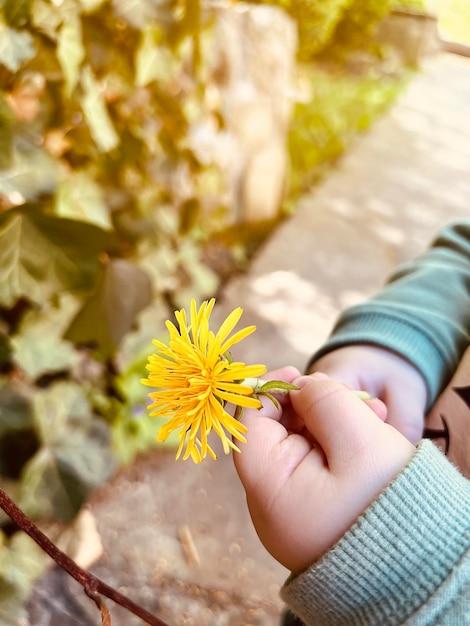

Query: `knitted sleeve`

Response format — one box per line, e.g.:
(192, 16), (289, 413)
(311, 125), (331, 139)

(308, 220), (470, 410)
(281, 441), (470, 626)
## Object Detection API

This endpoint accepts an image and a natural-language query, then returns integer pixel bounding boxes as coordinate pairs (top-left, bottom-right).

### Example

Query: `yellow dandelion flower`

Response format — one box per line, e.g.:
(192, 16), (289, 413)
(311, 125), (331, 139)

(141, 299), (267, 463)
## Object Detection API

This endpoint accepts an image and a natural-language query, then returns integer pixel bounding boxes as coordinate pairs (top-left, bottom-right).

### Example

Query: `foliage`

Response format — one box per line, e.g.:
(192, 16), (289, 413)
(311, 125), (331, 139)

(0, 529), (49, 624)
(392, 0), (426, 9)
(243, 0), (395, 61)
(287, 67), (405, 198)
(0, 0), (228, 620)
(0, 0), (227, 469)
(318, 1), (392, 62)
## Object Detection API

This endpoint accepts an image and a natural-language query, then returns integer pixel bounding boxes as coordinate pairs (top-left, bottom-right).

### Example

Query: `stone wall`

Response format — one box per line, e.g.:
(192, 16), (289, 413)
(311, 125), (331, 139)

(206, 2), (298, 223)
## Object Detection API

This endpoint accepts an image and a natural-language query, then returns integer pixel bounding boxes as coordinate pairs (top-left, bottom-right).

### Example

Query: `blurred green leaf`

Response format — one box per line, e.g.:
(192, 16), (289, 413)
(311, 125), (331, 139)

(170, 0), (201, 51)
(3, 0), (31, 28)
(116, 301), (167, 372)
(0, 143), (59, 202)
(18, 382), (115, 520)
(0, 212), (112, 307)
(32, 381), (90, 445)
(30, 0), (63, 40)
(11, 298), (79, 380)
(112, 0), (165, 29)
(0, 332), (11, 368)
(179, 197), (200, 234)
(288, 68), (402, 195)
(65, 259), (152, 358)
(0, 380), (32, 436)
(113, 321), (164, 464)
(57, 13), (84, 96)
(0, 213), (70, 308)
(78, 0), (107, 14)
(0, 94), (14, 170)
(112, 404), (158, 465)
(135, 25), (180, 88)
(137, 241), (179, 292)
(0, 530), (49, 626)
(29, 211), (117, 278)
(54, 170), (113, 231)
(0, 26), (36, 72)
(79, 65), (120, 153)
(176, 240), (219, 304)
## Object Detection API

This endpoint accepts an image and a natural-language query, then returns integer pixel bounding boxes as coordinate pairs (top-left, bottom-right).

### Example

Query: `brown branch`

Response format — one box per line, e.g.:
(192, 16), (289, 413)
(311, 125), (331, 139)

(0, 487), (170, 626)
(85, 585), (112, 626)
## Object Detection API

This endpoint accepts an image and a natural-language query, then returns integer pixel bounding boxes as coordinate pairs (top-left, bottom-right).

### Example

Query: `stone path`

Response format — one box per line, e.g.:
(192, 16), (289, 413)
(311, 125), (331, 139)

(24, 52), (470, 626)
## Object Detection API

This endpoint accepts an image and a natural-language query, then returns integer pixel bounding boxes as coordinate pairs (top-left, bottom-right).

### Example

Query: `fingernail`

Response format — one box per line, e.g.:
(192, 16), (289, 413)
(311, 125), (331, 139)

(310, 371), (331, 381)
(293, 372), (330, 389)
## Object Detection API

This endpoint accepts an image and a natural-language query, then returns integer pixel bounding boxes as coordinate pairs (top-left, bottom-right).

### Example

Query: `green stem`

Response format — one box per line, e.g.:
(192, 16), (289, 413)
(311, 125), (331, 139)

(244, 378), (373, 400)
(243, 378), (299, 394)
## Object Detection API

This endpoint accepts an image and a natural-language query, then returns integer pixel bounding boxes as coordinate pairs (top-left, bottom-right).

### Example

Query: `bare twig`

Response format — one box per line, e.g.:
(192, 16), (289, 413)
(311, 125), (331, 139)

(0, 487), (170, 626)
(85, 584), (112, 626)
(178, 524), (200, 567)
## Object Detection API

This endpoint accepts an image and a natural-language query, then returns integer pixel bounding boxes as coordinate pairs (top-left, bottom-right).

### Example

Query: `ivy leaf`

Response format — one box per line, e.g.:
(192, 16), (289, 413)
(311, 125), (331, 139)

(0, 379), (32, 436)
(112, 0), (162, 29)
(78, 0), (107, 13)
(0, 213), (73, 308)
(0, 26), (36, 72)
(112, 403), (159, 465)
(116, 301), (168, 372)
(29, 212), (117, 285)
(112, 310), (170, 464)
(57, 13), (85, 96)
(54, 170), (113, 231)
(0, 530), (49, 626)
(0, 143), (59, 202)
(135, 25), (179, 88)
(11, 297), (79, 380)
(0, 94), (14, 170)
(30, 0), (63, 40)
(0, 211), (115, 308)
(18, 382), (116, 520)
(79, 65), (119, 153)
(0, 333), (11, 369)
(65, 259), (152, 358)
(3, 0), (31, 29)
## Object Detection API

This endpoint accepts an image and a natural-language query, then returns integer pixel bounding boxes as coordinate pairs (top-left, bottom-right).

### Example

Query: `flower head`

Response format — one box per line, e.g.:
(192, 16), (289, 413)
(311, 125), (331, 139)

(141, 299), (266, 463)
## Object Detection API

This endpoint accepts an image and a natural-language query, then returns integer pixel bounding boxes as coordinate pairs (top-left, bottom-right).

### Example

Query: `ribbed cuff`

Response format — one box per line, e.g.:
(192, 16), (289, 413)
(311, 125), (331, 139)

(307, 307), (455, 410)
(281, 441), (470, 626)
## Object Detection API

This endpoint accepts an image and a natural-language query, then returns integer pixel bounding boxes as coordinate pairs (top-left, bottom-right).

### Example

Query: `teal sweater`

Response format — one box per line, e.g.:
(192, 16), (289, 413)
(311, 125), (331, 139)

(282, 441), (470, 625)
(283, 220), (470, 624)
(308, 220), (470, 411)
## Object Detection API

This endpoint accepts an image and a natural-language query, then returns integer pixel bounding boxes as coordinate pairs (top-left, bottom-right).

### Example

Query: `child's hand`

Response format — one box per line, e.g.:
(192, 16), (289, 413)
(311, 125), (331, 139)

(310, 346), (427, 444)
(234, 368), (415, 573)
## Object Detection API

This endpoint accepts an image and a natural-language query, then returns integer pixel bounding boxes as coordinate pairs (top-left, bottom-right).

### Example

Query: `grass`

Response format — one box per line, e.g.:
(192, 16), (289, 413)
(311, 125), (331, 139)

(286, 66), (405, 201)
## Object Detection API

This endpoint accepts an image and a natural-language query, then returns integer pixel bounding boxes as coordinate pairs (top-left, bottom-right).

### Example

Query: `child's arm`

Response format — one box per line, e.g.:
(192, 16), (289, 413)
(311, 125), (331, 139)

(308, 219), (470, 443)
(234, 368), (470, 625)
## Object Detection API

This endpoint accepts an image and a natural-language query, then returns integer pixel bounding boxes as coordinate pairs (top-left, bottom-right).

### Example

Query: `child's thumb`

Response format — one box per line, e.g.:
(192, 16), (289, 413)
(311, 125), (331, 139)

(290, 375), (384, 471)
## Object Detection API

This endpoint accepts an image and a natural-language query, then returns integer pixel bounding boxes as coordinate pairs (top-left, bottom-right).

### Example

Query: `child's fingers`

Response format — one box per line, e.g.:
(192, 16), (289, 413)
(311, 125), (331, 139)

(234, 366), (301, 485)
(241, 365), (301, 423)
(364, 396), (388, 421)
(289, 376), (391, 473)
